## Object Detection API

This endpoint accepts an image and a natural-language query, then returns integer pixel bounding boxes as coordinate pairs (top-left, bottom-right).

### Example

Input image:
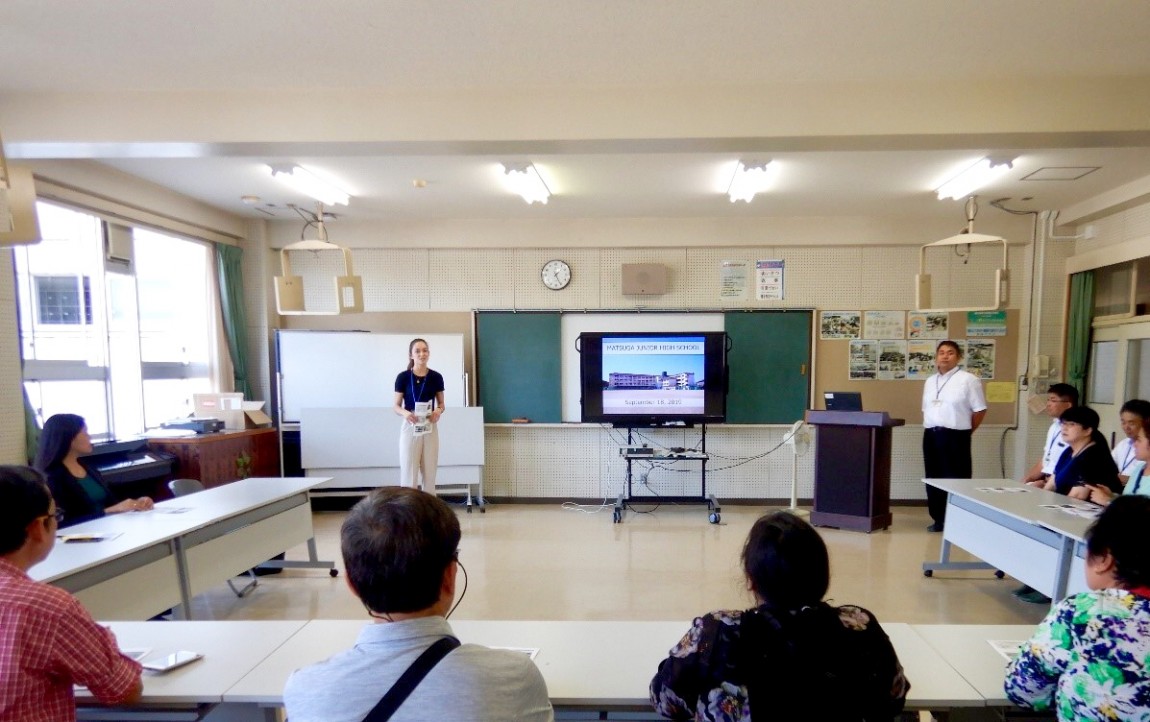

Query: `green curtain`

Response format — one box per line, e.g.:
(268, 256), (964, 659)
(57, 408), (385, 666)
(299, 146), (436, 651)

(1065, 270), (1095, 398)
(215, 244), (252, 398)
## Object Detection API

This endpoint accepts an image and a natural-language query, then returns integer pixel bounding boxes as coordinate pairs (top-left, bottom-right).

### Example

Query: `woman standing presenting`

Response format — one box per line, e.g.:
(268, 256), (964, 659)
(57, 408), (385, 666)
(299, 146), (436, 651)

(394, 338), (445, 492)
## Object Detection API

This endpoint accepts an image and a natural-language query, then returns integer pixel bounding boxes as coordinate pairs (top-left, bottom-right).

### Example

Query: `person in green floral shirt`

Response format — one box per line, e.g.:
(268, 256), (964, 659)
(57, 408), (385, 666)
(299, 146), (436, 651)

(1005, 495), (1150, 721)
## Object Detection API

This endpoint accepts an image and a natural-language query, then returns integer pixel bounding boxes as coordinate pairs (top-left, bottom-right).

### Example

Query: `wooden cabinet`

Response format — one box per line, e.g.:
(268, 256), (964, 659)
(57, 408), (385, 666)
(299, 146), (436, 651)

(147, 428), (280, 491)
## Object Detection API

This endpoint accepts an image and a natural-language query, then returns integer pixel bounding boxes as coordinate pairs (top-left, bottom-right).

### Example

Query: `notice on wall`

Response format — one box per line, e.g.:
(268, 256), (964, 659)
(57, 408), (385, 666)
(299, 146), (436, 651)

(719, 260), (749, 299)
(986, 381), (1016, 403)
(964, 339), (996, 379)
(877, 340), (908, 380)
(907, 340), (937, 380)
(908, 312), (949, 339)
(849, 340), (877, 380)
(967, 310), (1007, 337)
(756, 259), (785, 300)
(864, 310), (906, 339)
(820, 311), (861, 339)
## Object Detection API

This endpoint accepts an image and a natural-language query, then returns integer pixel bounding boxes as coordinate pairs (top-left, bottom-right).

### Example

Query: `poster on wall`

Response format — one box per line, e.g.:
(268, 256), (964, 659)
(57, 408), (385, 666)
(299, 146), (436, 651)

(719, 260), (749, 299)
(864, 310), (906, 339)
(964, 339), (996, 378)
(877, 340), (908, 380)
(849, 340), (878, 380)
(908, 312), (949, 339)
(967, 310), (1007, 337)
(820, 311), (861, 339)
(907, 340), (937, 380)
(756, 259), (785, 300)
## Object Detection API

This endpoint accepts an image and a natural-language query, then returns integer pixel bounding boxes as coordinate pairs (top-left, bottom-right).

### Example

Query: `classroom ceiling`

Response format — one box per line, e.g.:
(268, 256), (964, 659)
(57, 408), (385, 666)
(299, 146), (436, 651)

(4, 0), (1150, 224)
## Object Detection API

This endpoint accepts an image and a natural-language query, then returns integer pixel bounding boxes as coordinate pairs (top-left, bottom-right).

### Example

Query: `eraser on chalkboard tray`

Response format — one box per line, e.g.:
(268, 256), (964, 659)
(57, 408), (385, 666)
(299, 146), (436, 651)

(511, 417), (531, 423)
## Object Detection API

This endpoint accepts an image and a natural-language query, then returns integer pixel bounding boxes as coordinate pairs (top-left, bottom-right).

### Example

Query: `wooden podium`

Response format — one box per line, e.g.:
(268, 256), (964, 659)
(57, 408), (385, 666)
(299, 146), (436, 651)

(804, 410), (905, 533)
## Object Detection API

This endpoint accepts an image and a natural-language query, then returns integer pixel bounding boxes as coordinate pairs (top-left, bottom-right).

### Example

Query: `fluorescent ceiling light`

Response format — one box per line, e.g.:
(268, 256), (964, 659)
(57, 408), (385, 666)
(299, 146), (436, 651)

(268, 164), (350, 206)
(935, 157), (1015, 201)
(501, 163), (550, 204)
(727, 161), (777, 203)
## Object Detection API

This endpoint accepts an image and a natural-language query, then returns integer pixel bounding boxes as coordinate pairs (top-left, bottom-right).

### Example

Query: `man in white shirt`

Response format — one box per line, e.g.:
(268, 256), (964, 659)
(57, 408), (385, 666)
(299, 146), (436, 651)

(922, 341), (988, 532)
(1112, 399), (1150, 485)
(1020, 383), (1078, 488)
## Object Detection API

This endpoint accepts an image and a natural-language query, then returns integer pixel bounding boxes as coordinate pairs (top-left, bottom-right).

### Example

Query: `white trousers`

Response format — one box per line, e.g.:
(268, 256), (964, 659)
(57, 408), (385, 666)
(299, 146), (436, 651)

(398, 421), (439, 493)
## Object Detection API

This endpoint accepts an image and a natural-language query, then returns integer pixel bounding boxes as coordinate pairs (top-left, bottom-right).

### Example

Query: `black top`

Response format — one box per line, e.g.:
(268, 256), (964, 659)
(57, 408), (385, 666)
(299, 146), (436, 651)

(650, 603), (909, 721)
(1052, 442), (1122, 495)
(43, 464), (115, 528)
(394, 369), (445, 412)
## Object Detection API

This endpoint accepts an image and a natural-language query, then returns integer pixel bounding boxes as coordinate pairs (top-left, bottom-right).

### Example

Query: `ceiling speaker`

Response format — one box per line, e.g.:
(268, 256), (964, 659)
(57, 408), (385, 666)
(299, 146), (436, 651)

(621, 263), (667, 295)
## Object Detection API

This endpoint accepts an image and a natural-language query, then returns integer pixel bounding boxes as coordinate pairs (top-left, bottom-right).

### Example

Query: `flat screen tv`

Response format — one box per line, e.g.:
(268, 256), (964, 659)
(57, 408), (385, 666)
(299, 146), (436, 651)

(578, 332), (728, 426)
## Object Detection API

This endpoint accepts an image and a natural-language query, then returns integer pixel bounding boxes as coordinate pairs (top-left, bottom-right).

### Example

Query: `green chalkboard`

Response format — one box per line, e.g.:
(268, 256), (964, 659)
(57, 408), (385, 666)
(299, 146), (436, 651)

(725, 310), (812, 423)
(477, 312), (562, 422)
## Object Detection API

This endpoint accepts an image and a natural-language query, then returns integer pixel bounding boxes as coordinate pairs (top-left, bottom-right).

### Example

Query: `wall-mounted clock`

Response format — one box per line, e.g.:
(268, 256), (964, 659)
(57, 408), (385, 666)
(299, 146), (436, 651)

(541, 259), (572, 290)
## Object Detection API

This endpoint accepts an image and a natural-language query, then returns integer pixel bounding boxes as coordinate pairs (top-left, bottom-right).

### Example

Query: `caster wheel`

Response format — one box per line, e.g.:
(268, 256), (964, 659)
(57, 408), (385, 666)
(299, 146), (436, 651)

(613, 510), (621, 523)
(329, 569), (339, 578)
(709, 512), (720, 524)
(480, 506), (486, 514)
(923, 570), (933, 578)
(995, 570), (1005, 579)
(467, 506), (473, 514)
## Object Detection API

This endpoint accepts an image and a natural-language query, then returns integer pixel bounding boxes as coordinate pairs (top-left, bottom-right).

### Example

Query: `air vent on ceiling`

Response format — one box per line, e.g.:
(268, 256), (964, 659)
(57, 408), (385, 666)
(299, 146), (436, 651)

(1021, 167), (1100, 181)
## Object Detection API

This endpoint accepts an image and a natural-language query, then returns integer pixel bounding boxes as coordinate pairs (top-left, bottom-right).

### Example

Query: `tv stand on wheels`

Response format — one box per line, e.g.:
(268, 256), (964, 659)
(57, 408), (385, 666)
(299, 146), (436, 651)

(614, 424), (717, 524)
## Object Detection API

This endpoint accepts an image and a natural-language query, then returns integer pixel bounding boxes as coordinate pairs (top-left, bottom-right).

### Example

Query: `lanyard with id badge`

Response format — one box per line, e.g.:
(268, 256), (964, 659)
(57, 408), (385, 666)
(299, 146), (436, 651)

(410, 373), (434, 436)
(932, 370), (956, 407)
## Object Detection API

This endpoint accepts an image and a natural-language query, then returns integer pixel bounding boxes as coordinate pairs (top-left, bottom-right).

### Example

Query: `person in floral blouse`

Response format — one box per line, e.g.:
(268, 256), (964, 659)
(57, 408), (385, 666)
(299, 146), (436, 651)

(649, 511), (909, 721)
(1005, 495), (1150, 721)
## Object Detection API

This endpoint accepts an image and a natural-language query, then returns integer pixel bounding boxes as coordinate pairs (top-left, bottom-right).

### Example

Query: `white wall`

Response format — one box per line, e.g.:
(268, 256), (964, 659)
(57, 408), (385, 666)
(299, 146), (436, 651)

(257, 211), (1045, 500)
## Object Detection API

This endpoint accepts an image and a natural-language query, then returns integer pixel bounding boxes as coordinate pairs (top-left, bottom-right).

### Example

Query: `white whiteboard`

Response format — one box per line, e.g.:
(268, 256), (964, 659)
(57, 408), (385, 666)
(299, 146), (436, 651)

(560, 313), (724, 422)
(276, 331), (465, 422)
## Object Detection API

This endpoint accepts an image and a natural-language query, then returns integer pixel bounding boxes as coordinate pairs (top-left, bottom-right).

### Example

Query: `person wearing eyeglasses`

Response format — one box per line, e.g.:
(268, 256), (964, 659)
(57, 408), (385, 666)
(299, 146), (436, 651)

(1020, 384), (1078, 487)
(284, 487), (553, 722)
(0, 465), (142, 721)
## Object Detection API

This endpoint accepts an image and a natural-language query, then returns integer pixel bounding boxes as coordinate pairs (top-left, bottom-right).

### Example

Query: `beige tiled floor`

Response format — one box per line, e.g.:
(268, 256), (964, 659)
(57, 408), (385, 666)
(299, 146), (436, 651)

(190, 502), (1051, 628)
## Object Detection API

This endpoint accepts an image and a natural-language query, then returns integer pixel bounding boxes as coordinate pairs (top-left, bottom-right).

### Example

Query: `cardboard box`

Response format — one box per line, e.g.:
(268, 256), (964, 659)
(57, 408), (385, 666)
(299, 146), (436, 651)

(193, 394), (273, 430)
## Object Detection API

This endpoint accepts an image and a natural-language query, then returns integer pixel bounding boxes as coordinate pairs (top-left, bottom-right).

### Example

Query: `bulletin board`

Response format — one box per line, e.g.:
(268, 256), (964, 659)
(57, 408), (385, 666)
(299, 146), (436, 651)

(812, 310), (1019, 424)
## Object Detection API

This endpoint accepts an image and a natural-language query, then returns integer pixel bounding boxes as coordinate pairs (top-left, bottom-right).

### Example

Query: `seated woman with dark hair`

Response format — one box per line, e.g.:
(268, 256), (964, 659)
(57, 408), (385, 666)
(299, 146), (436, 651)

(33, 414), (153, 528)
(649, 511), (909, 722)
(1043, 405), (1122, 500)
(1006, 495), (1150, 720)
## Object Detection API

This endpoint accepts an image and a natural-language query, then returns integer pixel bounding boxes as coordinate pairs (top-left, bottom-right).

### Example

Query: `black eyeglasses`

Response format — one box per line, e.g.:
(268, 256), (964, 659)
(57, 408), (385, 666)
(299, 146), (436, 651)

(42, 510), (65, 524)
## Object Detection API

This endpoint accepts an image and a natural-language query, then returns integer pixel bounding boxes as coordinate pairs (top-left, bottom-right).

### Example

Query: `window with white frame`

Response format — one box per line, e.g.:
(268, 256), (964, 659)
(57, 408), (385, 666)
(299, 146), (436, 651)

(16, 201), (221, 438)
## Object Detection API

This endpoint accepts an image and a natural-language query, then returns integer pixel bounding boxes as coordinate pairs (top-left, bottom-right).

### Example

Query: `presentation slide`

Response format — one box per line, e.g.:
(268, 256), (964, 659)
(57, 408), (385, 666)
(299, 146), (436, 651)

(601, 336), (706, 415)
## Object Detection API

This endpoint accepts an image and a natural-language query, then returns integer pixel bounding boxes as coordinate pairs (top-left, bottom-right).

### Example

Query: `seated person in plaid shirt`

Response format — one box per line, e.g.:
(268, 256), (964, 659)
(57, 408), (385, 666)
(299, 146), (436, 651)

(0, 465), (142, 722)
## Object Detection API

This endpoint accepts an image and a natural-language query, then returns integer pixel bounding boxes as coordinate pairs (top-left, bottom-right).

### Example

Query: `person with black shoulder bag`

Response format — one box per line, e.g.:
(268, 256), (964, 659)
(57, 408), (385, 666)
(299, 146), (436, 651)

(284, 488), (553, 722)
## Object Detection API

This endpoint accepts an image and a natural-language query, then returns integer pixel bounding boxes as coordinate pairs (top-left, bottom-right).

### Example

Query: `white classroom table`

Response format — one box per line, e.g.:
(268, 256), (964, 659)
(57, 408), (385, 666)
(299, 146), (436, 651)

(76, 621), (305, 721)
(225, 619), (984, 716)
(33, 477), (333, 620)
(922, 478), (1098, 602)
(911, 624), (1039, 707)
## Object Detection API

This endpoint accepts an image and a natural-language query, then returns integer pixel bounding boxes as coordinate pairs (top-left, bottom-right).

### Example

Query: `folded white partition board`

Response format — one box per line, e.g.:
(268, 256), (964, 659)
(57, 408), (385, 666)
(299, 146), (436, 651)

(301, 406), (484, 489)
(276, 331), (465, 423)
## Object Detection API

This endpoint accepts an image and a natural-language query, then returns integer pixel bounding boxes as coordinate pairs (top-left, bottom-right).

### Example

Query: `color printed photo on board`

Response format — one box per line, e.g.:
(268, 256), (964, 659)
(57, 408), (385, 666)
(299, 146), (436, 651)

(602, 336), (707, 415)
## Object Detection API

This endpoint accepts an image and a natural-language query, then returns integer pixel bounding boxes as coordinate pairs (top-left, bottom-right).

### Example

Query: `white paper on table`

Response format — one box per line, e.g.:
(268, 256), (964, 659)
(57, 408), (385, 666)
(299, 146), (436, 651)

(988, 639), (1024, 662)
